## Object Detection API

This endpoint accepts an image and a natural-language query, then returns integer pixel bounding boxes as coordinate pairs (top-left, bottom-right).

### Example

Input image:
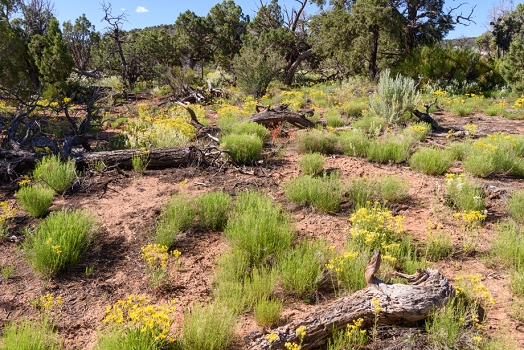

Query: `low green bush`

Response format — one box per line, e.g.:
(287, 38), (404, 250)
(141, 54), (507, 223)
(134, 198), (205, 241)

(366, 134), (413, 164)
(181, 303), (236, 350)
(16, 185), (54, 217)
(444, 174), (485, 212)
(295, 129), (338, 154)
(225, 191), (294, 264)
(284, 173), (343, 212)
(337, 130), (370, 157)
(253, 298), (283, 328)
(403, 122), (432, 141)
(221, 133), (264, 164)
(33, 155), (76, 193)
(425, 232), (453, 261)
(155, 194), (196, 247)
(409, 147), (453, 175)
(0, 317), (62, 350)
(352, 114), (386, 134)
(197, 191), (232, 230)
(229, 122), (270, 141)
(279, 239), (330, 298)
(24, 209), (98, 276)
(298, 152), (325, 176)
(376, 175), (410, 203)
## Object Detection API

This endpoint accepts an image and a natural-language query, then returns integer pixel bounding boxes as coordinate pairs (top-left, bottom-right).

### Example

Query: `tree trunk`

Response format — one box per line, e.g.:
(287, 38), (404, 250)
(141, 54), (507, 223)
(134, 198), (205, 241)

(283, 49), (313, 85)
(245, 251), (455, 350)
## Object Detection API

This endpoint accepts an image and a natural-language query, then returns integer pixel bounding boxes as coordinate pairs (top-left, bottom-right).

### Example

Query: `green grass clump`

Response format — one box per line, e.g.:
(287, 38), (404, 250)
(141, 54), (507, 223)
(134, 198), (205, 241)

(213, 250), (252, 314)
(0, 317), (62, 350)
(425, 297), (470, 348)
(337, 129), (370, 157)
(485, 105), (506, 116)
(450, 103), (473, 116)
(446, 141), (471, 161)
(508, 190), (524, 223)
(346, 175), (411, 207)
(444, 174), (485, 212)
(16, 185), (55, 217)
(96, 327), (160, 350)
(492, 221), (524, 271)
(403, 122), (432, 141)
(221, 133), (263, 164)
(462, 133), (524, 178)
(229, 122), (270, 141)
(351, 114), (386, 134)
(376, 175), (411, 203)
(279, 239), (330, 298)
(326, 247), (369, 293)
(284, 172), (343, 212)
(33, 155), (76, 193)
(155, 194), (196, 247)
(425, 232), (453, 261)
(197, 191), (232, 230)
(181, 303), (236, 350)
(295, 129), (338, 154)
(409, 147), (453, 175)
(253, 298), (283, 328)
(298, 152), (325, 176)
(24, 209), (98, 276)
(323, 109), (346, 127)
(366, 134), (413, 164)
(225, 191), (294, 264)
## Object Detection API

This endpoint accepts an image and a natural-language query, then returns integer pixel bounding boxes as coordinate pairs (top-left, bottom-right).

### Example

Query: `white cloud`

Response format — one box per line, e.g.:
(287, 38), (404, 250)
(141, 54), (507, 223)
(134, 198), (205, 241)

(121, 8), (126, 11)
(136, 6), (149, 13)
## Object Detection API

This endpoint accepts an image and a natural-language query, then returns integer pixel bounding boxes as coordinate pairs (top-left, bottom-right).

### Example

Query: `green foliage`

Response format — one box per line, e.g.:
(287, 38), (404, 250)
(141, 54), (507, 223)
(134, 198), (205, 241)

(446, 141), (471, 161)
(96, 327), (161, 350)
(492, 221), (524, 270)
(155, 194), (196, 247)
(346, 176), (410, 207)
(221, 133), (264, 165)
(326, 248), (368, 293)
(501, 33), (524, 94)
(403, 122), (432, 141)
(131, 150), (149, 174)
(253, 298), (283, 328)
(1, 263), (14, 280)
(0, 317), (63, 350)
(409, 147), (453, 175)
(197, 191), (232, 230)
(279, 239), (330, 298)
(16, 185), (55, 217)
(369, 69), (421, 124)
(337, 130), (371, 157)
(444, 174), (485, 212)
(366, 134), (413, 164)
(225, 191), (294, 264)
(181, 303), (236, 350)
(33, 155), (76, 194)
(229, 122), (270, 141)
(24, 209), (98, 276)
(295, 129), (338, 154)
(233, 35), (285, 98)
(425, 232), (453, 261)
(351, 114), (387, 134)
(284, 173), (343, 212)
(425, 297), (469, 348)
(298, 152), (325, 176)
(508, 190), (524, 223)
(376, 175), (411, 203)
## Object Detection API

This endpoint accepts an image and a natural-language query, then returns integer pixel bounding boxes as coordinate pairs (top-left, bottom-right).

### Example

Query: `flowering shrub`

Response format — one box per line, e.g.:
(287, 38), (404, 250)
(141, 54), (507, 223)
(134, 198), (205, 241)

(444, 173), (485, 212)
(141, 243), (181, 289)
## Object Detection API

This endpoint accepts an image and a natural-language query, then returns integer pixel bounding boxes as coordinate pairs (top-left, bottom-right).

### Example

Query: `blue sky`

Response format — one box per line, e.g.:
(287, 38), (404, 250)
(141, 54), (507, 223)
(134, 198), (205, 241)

(51, 0), (506, 39)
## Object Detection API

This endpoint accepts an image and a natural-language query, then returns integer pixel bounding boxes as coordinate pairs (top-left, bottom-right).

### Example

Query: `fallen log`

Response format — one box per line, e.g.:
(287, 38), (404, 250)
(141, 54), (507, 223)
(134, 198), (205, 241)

(246, 104), (315, 129)
(245, 250), (455, 350)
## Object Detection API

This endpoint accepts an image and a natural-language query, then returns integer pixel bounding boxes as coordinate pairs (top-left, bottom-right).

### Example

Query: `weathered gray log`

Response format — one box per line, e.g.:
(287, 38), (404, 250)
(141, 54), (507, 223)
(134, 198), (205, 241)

(246, 104), (315, 129)
(74, 147), (204, 170)
(245, 250), (455, 350)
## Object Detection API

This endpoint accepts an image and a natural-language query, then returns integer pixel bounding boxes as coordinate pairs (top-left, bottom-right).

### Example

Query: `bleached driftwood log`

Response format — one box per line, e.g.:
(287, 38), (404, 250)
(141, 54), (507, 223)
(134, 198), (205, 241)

(245, 250), (455, 350)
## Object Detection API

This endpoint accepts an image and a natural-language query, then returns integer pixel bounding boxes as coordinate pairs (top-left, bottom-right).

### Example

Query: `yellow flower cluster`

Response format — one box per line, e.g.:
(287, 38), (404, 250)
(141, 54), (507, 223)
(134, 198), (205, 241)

(326, 251), (359, 272)
(141, 244), (170, 271)
(0, 201), (17, 227)
(103, 294), (176, 342)
(349, 202), (405, 254)
(267, 333), (279, 344)
(30, 293), (63, 314)
(283, 326), (306, 350)
(371, 298), (383, 313)
(284, 342), (301, 350)
(242, 96), (258, 114)
(455, 274), (495, 306)
(217, 105), (249, 119)
(45, 237), (62, 255)
(347, 317), (366, 336)
(295, 325), (307, 339)
(453, 210), (487, 230)
(463, 123), (477, 136)
(512, 95), (524, 109)
(433, 90), (446, 97)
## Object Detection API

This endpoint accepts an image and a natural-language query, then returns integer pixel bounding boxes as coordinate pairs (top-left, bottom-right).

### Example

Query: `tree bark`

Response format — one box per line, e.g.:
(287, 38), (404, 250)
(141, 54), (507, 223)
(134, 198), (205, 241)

(244, 251), (455, 350)
(246, 104), (315, 129)
(283, 48), (313, 86)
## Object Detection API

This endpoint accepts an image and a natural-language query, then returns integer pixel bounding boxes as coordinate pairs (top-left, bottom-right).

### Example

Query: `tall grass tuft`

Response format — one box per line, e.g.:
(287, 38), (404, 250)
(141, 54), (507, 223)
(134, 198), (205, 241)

(181, 303), (236, 350)
(221, 133), (264, 164)
(507, 190), (524, 223)
(24, 209), (98, 276)
(16, 185), (55, 217)
(225, 191), (294, 264)
(444, 174), (485, 212)
(0, 317), (63, 350)
(253, 298), (283, 328)
(33, 154), (76, 193)
(197, 191), (232, 230)
(295, 129), (338, 154)
(284, 172), (343, 212)
(409, 147), (453, 175)
(366, 134), (413, 164)
(155, 194), (196, 247)
(279, 239), (330, 298)
(337, 129), (371, 157)
(298, 152), (325, 176)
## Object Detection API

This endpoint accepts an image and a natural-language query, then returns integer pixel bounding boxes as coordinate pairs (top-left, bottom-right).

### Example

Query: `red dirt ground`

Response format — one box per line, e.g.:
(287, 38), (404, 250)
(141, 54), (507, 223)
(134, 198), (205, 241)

(1, 109), (524, 349)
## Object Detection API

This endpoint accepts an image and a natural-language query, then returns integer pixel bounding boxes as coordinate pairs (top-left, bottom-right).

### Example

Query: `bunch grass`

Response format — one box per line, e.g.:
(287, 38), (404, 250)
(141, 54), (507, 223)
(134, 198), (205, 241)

(33, 155), (76, 193)
(155, 194), (196, 247)
(16, 185), (54, 217)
